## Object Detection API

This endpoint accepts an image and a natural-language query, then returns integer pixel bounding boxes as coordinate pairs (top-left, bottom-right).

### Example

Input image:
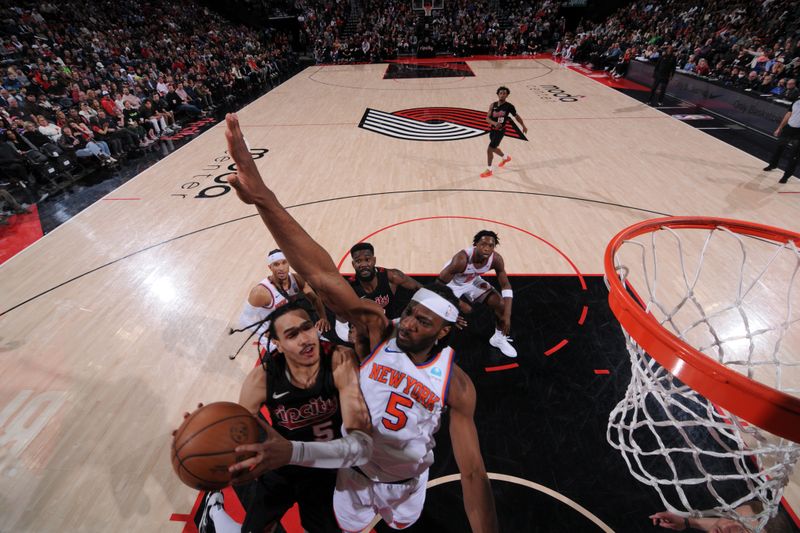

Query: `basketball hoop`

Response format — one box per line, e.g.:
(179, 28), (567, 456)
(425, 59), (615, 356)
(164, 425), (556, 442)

(604, 216), (800, 531)
(422, 0), (433, 17)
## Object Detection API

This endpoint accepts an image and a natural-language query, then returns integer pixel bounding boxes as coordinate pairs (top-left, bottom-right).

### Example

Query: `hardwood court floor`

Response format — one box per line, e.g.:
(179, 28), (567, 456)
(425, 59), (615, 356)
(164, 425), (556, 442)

(0, 58), (797, 532)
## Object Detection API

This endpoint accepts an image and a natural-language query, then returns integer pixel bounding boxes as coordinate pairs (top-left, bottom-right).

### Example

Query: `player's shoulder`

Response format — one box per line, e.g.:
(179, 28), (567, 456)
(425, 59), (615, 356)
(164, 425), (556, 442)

(445, 363), (476, 408)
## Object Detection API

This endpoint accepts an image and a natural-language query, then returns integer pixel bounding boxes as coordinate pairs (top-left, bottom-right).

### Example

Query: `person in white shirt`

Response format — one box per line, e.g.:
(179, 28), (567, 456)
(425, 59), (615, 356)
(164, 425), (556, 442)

(763, 98), (800, 183)
(36, 116), (61, 142)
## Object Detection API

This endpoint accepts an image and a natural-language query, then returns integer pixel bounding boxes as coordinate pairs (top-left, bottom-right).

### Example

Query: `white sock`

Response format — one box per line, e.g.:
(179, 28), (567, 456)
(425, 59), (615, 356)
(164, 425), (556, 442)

(494, 328), (503, 337)
(502, 154), (510, 160)
(487, 165), (493, 171)
(210, 505), (242, 533)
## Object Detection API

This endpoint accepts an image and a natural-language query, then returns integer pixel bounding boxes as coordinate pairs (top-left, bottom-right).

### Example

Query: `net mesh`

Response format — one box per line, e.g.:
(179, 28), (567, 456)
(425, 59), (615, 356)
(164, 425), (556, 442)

(607, 223), (800, 532)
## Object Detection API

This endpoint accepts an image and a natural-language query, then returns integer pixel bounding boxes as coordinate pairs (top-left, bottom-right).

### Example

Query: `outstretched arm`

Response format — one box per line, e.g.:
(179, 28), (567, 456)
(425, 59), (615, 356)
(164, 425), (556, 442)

(224, 113), (388, 347)
(448, 364), (498, 533)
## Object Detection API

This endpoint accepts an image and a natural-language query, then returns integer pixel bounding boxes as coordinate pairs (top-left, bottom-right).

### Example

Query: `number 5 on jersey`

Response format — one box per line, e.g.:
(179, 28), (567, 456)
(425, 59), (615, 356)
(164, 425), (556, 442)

(382, 392), (413, 431)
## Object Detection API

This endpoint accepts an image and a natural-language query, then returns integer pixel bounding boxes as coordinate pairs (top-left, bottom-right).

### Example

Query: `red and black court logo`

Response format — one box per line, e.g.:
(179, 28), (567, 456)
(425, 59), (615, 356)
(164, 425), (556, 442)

(359, 107), (528, 142)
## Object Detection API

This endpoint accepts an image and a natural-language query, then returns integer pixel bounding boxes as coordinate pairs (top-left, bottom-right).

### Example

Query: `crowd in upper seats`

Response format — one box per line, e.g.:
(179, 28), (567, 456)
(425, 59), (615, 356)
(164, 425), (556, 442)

(0, 0), (297, 214)
(307, 0), (566, 63)
(559, 0), (800, 100)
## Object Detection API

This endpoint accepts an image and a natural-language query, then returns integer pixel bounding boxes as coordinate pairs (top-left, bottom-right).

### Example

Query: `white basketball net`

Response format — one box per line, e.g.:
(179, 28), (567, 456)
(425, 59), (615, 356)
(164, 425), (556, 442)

(607, 223), (800, 532)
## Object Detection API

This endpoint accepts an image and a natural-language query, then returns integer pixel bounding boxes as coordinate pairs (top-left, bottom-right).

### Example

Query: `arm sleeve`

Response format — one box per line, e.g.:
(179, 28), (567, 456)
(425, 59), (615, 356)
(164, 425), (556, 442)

(289, 430), (373, 469)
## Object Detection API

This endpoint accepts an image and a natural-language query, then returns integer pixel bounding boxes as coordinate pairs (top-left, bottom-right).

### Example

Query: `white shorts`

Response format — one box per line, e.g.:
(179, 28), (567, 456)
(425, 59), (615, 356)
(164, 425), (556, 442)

(333, 467), (428, 531)
(447, 276), (494, 303)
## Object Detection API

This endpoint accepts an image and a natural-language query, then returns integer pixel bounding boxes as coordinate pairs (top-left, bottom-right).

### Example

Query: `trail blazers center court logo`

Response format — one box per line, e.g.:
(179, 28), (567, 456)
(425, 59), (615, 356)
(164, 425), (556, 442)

(359, 107), (528, 142)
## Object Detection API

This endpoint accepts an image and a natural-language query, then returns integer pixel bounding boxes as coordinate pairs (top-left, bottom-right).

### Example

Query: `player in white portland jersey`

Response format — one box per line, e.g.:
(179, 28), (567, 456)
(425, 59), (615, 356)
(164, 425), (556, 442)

(222, 113), (498, 533)
(235, 249), (330, 353)
(439, 230), (518, 358)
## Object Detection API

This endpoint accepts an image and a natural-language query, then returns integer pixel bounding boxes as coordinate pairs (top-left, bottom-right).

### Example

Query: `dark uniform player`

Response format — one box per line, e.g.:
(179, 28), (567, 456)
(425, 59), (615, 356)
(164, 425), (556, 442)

(481, 86), (528, 178)
(348, 242), (422, 319)
(200, 302), (372, 533)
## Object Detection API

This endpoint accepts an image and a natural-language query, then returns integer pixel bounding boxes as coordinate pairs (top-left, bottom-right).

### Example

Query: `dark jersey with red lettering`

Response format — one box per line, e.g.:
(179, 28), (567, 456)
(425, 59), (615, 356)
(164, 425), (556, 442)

(264, 342), (342, 443)
(348, 267), (397, 317)
(489, 101), (517, 130)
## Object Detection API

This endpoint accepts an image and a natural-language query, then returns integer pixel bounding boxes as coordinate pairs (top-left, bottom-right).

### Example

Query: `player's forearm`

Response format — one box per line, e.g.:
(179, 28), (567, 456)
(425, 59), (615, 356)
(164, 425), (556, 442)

(778, 112), (791, 131)
(289, 430), (373, 468)
(461, 472), (499, 533)
(252, 191), (339, 288)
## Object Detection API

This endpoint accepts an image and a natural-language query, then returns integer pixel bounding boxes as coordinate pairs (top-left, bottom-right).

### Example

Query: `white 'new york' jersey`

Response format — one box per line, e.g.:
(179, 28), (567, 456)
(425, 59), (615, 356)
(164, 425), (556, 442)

(446, 246), (494, 286)
(358, 332), (455, 482)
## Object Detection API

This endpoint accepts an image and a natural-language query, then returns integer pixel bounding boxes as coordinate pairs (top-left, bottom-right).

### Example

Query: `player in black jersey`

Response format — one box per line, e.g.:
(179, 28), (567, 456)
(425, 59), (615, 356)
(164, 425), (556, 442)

(348, 242), (421, 319)
(480, 86), (528, 179)
(200, 302), (372, 533)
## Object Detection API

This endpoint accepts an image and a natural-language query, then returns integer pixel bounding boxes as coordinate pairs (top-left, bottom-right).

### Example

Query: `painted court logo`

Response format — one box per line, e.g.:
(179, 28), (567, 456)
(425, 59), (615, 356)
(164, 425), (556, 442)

(359, 107), (527, 142)
(527, 85), (584, 103)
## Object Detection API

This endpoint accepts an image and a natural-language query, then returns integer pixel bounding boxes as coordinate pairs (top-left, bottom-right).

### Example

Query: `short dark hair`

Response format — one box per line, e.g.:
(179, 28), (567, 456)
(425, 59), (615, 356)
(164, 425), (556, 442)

(350, 242), (374, 257)
(268, 248), (282, 256)
(473, 230), (499, 245)
(265, 299), (313, 341)
(497, 86), (510, 95)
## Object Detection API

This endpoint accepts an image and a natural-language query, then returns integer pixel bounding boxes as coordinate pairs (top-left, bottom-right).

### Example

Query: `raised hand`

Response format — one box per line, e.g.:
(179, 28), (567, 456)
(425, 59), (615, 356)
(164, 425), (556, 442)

(224, 113), (270, 205)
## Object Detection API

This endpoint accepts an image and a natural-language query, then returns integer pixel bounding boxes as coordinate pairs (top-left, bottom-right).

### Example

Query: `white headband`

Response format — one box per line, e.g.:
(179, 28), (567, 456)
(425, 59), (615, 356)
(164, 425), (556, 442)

(411, 288), (459, 323)
(267, 251), (286, 264)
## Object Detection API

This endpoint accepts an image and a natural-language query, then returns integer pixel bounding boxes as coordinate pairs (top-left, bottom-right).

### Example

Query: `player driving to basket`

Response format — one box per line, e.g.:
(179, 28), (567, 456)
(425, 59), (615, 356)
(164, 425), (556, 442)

(222, 113), (499, 533)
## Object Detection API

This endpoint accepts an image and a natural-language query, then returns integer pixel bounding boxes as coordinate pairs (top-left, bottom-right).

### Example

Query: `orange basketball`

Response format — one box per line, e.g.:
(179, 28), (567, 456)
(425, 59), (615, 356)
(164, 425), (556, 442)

(171, 402), (260, 490)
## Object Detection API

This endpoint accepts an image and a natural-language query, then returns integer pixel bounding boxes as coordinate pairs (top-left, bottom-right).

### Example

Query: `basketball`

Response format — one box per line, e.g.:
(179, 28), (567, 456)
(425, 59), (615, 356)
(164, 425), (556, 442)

(171, 402), (260, 490)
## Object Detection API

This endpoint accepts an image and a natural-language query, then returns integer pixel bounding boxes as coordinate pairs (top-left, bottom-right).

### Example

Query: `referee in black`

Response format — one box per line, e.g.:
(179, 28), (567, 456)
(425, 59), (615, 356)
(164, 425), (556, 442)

(763, 97), (800, 183)
(647, 45), (677, 106)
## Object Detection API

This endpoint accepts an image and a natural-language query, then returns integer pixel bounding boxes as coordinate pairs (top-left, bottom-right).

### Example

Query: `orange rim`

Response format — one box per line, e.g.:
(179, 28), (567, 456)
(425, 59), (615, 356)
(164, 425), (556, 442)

(604, 216), (800, 443)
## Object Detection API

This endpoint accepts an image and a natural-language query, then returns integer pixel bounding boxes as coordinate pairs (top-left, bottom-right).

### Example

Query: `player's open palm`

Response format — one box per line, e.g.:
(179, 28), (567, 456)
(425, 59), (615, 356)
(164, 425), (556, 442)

(224, 113), (269, 205)
(229, 416), (292, 484)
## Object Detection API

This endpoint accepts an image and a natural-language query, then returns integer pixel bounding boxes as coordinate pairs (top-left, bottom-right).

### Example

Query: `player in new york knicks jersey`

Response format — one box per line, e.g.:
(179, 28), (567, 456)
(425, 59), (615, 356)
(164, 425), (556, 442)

(223, 113), (499, 533)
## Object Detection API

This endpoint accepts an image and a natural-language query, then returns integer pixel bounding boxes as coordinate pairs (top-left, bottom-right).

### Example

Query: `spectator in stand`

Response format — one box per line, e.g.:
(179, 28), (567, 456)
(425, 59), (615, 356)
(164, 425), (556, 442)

(78, 102), (97, 123)
(784, 79), (799, 101)
(95, 109), (139, 151)
(90, 116), (124, 157)
(165, 83), (202, 119)
(100, 93), (117, 116)
(121, 87), (141, 109)
(123, 100), (156, 143)
(770, 78), (787, 98)
(695, 58), (710, 77)
(151, 93), (177, 130)
(140, 99), (171, 137)
(36, 116), (62, 143)
(58, 125), (115, 164)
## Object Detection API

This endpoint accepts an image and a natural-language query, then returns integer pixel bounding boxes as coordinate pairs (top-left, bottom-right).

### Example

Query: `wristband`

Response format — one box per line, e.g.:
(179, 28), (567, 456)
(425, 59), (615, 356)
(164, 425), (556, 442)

(290, 430), (373, 468)
(501, 289), (513, 298)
